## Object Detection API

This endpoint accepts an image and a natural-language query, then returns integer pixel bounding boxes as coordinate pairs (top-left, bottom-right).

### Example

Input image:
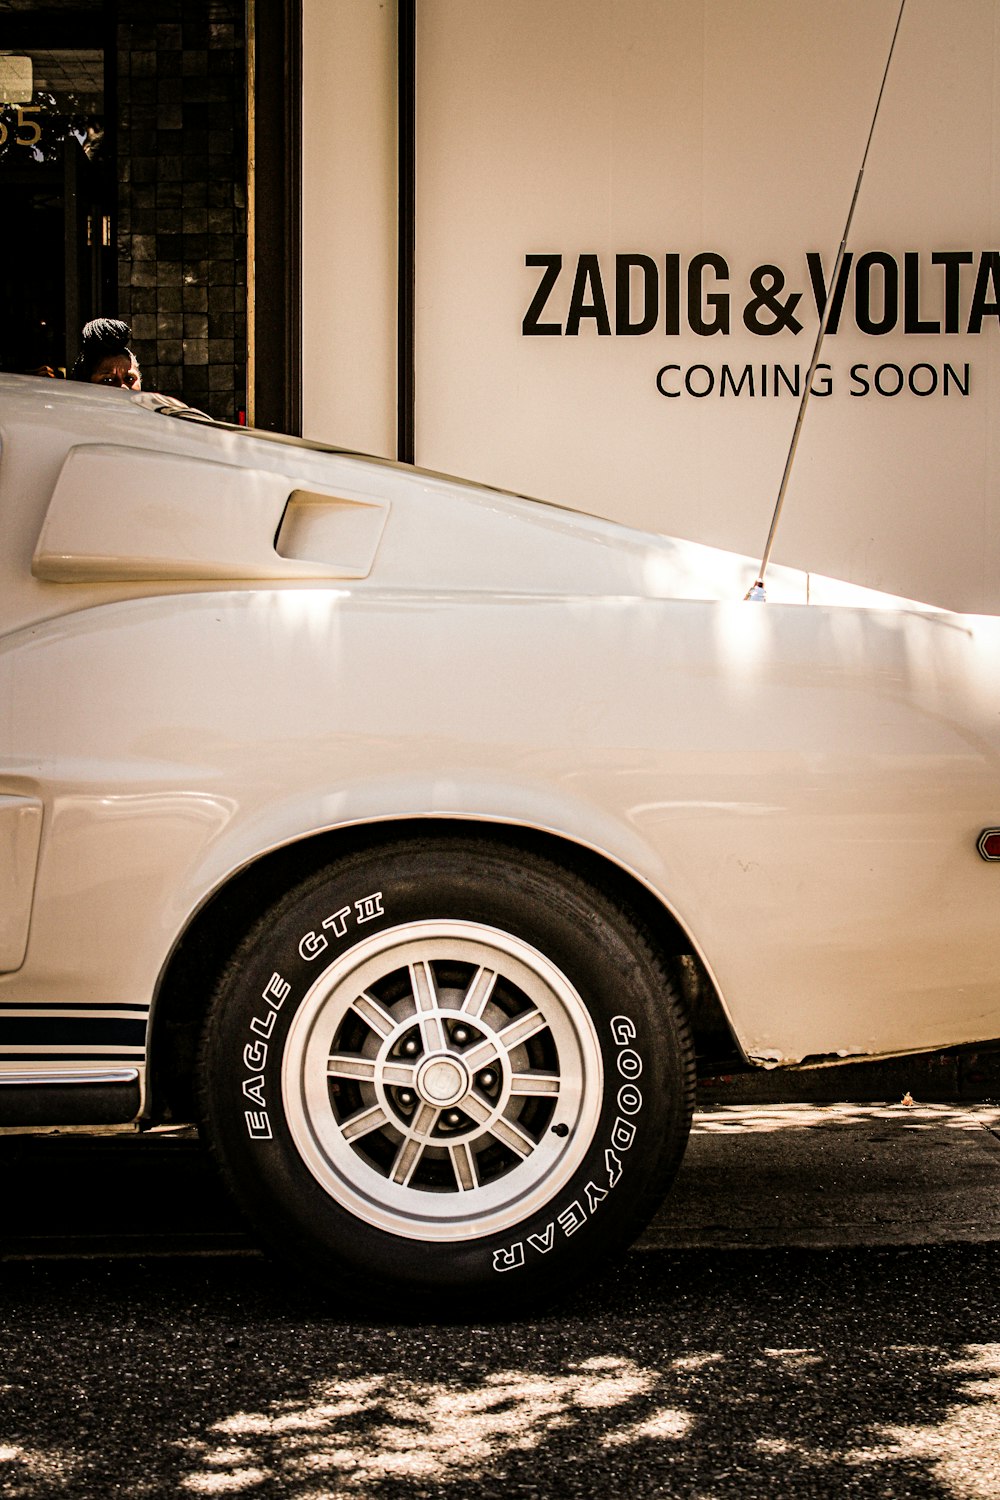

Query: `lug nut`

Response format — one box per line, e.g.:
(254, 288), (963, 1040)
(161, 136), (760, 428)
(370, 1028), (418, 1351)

(453, 1027), (469, 1045)
(403, 1039), (419, 1056)
(479, 1071), (495, 1088)
(447, 1111), (462, 1126)
(399, 1091), (414, 1106)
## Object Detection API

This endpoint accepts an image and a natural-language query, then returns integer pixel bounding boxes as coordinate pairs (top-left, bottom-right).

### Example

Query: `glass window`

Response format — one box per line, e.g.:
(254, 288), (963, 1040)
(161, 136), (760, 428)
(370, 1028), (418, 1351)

(0, 46), (109, 377)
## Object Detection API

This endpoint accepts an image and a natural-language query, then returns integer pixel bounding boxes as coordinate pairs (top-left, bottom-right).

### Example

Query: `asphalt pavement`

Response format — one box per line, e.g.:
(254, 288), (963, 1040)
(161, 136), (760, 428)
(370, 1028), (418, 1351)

(2, 1100), (999, 1260)
(3, 1102), (1000, 1500)
(640, 1101), (1000, 1250)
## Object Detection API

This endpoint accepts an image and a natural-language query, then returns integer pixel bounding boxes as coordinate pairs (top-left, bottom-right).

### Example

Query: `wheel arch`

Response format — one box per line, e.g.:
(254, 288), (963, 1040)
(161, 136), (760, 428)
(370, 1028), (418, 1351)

(147, 817), (743, 1122)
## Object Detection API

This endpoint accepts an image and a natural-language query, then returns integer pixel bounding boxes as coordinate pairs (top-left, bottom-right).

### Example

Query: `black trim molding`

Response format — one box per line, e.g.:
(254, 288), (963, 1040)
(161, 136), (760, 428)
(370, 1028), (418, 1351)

(397, 0), (416, 463)
(251, 0), (302, 433)
(0, 1078), (141, 1127)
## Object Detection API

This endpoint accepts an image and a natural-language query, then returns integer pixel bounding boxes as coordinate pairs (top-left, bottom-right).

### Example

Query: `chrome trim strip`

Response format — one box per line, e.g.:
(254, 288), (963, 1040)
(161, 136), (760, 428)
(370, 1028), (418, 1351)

(0, 1067), (140, 1087)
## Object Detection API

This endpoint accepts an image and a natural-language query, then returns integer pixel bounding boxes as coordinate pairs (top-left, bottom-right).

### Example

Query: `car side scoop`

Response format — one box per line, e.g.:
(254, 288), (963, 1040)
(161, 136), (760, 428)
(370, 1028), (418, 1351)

(32, 444), (389, 582)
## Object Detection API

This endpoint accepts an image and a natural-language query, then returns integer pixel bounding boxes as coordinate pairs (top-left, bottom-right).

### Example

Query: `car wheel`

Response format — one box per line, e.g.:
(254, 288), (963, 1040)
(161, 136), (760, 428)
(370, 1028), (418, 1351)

(199, 837), (694, 1313)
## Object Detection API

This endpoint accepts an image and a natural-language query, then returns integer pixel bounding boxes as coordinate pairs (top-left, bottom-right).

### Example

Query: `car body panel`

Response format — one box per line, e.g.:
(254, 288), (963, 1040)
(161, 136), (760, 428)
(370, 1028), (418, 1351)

(1, 376), (999, 1103)
(0, 793), (43, 972)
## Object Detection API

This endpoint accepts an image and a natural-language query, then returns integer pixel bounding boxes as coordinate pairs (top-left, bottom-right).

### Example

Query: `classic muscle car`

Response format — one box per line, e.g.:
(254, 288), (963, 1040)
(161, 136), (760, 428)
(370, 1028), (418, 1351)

(2, 373), (998, 1309)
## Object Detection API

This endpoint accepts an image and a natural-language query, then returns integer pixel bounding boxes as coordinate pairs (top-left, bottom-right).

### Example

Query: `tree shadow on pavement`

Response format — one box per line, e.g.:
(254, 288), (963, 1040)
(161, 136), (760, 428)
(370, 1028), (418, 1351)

(1, 1244), (998, 1498)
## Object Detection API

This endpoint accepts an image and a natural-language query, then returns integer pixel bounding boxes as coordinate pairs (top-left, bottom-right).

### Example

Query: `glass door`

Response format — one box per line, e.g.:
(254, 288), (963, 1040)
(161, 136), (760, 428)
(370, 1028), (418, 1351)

(0, 46), (109, 377)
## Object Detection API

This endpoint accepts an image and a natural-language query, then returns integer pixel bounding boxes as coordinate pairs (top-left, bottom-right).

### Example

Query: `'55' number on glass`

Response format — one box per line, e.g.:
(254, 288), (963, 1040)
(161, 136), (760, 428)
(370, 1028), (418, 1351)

(0, 108), (42, 148)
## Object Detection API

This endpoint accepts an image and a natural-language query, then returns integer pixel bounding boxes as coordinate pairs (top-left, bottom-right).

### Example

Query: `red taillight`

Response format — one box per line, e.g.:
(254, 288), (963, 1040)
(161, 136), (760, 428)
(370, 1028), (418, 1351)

(977, 829), (1000, 860)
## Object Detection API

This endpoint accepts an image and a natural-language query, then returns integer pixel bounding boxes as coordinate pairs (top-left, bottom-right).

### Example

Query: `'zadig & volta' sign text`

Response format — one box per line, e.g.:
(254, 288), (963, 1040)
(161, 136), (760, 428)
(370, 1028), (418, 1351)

(522, 251), (1000, 336)
(522, 250), (998, 398)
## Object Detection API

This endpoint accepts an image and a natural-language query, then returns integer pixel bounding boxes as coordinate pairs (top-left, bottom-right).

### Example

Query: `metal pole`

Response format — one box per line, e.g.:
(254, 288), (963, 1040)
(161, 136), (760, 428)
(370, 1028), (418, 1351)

(747, 0), (908, 600)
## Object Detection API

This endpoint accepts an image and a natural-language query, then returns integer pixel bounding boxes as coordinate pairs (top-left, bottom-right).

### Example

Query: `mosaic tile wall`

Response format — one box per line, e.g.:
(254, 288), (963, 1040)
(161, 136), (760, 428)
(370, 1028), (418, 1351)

(115, 0), (246, 421)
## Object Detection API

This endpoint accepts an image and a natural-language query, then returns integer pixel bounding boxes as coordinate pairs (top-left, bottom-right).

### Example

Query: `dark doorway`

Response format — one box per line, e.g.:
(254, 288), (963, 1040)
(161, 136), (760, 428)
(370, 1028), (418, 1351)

(0, 43), (112, 377)
(2, 2), (249, 421)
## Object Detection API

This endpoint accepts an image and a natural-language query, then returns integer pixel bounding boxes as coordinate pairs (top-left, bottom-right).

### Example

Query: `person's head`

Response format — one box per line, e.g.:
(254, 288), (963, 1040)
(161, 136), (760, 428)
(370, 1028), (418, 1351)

(70, 319), (141, 389)
(90, 351), (141, 389)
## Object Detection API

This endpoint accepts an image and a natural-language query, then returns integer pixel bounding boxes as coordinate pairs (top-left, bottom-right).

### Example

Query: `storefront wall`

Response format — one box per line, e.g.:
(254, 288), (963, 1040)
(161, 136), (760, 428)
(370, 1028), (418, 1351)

(116, 0), (247, 420)
(301, 0), (397, 459)
(302, 0), (1000, 614)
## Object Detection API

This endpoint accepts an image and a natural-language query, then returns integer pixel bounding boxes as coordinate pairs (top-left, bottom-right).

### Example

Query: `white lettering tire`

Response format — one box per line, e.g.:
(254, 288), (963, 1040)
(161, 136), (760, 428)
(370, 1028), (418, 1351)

(199, 839), (694, 1314)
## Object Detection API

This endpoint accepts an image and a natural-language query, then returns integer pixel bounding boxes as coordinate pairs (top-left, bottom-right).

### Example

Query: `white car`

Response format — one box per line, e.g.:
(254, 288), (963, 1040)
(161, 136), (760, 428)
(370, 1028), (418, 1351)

(2, 373), (998, 1310)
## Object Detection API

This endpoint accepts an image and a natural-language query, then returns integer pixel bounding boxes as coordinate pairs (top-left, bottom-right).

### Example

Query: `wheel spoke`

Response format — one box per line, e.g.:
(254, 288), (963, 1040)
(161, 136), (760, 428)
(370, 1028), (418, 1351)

(327, 1054), (377, 1082)
(341, 1102), (390, 1141)
(380, 1061), (418, 1088)
(458, 1096), (533, 1159)
(390, 1102), (439, 1184)
(350, 989), (397, 1039)
(488, 1113), (536, 1159)
(449, 1141), (478, 1192)
(328, 1055), (416, 1087)
(509, 1071), (560, 1096)
(461, 1037), (501, 1073)
(409, 960), (447, 1052)
(459, 1092), (493, 1126)
(460, 965), (499, 1018)
(497, 1008), (547, 1053)
(459, 1090), (535, 1158)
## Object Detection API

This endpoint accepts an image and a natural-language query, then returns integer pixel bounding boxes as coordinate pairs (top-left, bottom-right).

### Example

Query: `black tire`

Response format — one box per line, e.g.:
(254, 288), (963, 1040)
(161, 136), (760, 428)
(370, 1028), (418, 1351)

(199, 837), (694, 1314)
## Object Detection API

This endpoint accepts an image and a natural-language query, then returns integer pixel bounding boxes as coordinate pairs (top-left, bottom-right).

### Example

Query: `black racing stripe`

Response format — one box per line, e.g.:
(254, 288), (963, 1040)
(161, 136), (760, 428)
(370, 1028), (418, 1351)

(2, 1003), (149, 1013)
(0, 1018), (147, 1046)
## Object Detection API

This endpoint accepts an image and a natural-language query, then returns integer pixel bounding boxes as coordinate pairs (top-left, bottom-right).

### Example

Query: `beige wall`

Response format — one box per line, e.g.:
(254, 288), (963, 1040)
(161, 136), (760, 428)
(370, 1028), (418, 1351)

(302, 0), (1000, 612)
(301, 0), (397, 458)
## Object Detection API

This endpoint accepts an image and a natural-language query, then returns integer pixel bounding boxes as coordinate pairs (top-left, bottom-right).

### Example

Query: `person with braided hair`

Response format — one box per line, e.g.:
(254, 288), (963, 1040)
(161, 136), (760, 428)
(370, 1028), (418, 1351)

(70, 318), (142, 389)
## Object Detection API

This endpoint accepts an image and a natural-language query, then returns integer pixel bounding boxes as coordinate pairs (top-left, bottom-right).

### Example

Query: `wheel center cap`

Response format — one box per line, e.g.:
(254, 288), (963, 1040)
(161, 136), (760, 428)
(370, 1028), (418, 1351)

(415, 1053), (470, 1107)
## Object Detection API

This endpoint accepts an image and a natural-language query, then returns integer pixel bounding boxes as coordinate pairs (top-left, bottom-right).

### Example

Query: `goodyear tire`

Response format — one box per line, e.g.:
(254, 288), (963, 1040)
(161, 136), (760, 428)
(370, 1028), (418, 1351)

(200, 838), (694, 1314)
